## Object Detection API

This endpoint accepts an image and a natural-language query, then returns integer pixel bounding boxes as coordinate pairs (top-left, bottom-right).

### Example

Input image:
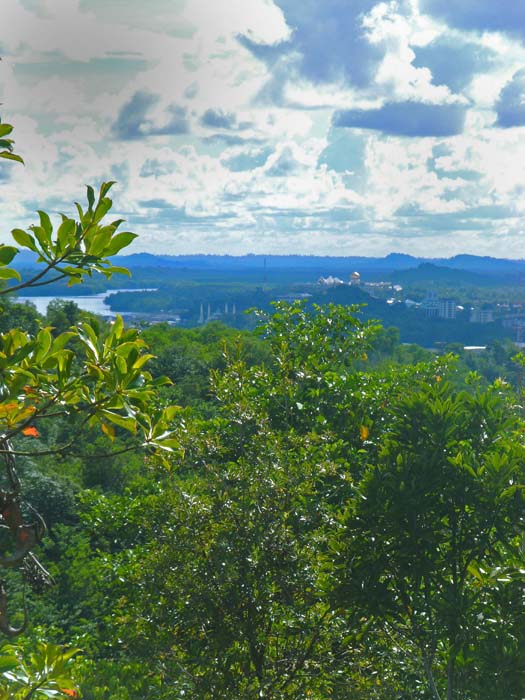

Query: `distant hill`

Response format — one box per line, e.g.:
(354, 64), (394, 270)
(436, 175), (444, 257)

(434, 255), (525, 278)
(390, 263), (493, 287)
(10, 251), (525, 289)
(110, 252), (525, 279)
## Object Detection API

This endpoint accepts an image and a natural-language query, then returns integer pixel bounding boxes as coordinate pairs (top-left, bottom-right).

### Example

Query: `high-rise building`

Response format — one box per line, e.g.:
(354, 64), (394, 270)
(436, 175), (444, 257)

(421, 291), (440, 318)
(438, 298), (456, 320)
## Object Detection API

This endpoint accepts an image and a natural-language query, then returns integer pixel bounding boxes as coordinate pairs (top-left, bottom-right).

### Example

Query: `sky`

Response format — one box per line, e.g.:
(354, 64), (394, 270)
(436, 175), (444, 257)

(1, 0), (525, 258)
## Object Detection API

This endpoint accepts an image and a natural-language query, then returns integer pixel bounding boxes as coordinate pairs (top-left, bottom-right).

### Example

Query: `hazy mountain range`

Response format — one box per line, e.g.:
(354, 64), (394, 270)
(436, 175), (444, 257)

(12, 251), (525, 287)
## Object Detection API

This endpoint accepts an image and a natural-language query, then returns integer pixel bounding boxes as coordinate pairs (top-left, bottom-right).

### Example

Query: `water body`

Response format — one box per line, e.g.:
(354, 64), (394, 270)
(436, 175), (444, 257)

(16, 289), (154, 317)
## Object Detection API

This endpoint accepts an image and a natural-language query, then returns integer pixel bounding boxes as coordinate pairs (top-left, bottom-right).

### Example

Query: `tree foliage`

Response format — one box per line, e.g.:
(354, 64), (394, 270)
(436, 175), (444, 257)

(60, 302), (525, 699)
(0, 118), (177, 697)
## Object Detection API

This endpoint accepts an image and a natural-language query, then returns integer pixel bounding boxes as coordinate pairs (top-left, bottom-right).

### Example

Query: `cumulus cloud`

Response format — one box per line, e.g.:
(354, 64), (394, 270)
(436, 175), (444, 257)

(221, 146), (273, 172)
(333, 101), (467, 137)
(12, 54), (152, 96)
(199, 108), (252, 131)
(0, 164), (13, 184)
(111, 91), (189, 140)
(2, 0), (525, 256)
(111, 91), (157, 140)
(184, 82), (199, 99)
(140, 199), (235, 219)
(265, 146), (302, 177)
(19, 0), (51, 19)
(240, 0), (386, 100)
(419, 0), (525, 37)
(200, 108), (237, 129)
(413, 35), (496, 93)
(139, 158), (178, 178)
(495, 70), (525, 128)
(202, 133), (264, 147)
(317, 129), (368, 193)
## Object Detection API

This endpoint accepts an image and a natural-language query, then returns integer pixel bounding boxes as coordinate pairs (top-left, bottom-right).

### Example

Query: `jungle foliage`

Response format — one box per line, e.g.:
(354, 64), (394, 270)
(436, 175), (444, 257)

(1, 117), (524, 700)
(33, 303), (524, 700)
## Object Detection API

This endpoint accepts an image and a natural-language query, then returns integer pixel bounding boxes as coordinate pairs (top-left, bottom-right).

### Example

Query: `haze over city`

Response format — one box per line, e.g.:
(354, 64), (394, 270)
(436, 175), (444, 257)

(1, 0), (525, 257)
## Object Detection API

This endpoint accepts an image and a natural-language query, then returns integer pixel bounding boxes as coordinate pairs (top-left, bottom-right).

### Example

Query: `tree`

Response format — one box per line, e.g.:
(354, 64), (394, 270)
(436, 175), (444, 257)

(45, 300), (82, 336)
(26, 300), (525, 699)
(0, 117), (177, 696)
(63, 302), (379, 699)
(331, 377), (525, 699)
(0, 640), (79, 699)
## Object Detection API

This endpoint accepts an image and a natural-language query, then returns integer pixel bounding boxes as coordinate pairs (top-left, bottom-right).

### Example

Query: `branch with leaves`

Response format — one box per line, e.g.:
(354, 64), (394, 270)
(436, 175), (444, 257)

(0, 120), (23, 165)
(0, 119), (180, 645)
(1, 180), (136, 291)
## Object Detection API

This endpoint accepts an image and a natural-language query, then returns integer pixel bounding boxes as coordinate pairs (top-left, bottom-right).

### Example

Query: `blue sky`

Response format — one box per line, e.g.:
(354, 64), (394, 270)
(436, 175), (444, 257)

(1, 0), (525, 257)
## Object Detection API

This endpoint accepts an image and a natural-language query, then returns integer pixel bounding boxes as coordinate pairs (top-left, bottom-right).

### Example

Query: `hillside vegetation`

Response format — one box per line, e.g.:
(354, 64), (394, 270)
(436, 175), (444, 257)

(0, 118), (524, 700)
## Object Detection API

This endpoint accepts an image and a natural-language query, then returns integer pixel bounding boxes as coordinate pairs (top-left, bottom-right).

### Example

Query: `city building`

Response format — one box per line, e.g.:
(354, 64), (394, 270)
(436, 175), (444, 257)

(470, 307), (494, 323)
(438, 298), (457, 320)
(420, 292), (457, 320)
(318, 275), (344, 286)
(421, 291), (440, 318)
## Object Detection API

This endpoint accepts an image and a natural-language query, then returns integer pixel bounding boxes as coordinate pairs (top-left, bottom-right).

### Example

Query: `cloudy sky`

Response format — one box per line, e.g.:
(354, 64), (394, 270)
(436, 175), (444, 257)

(1, 0), (525, 257)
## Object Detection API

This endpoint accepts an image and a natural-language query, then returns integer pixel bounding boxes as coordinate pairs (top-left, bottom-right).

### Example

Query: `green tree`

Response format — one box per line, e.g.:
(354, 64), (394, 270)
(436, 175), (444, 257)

(332, 377), (525, 699)
(0, 119), (177, 697)
(0, 640), (79, 699)
(64, 302), (379, 699)
(35, 301), (525, 699)
(45, 300), (82, 336)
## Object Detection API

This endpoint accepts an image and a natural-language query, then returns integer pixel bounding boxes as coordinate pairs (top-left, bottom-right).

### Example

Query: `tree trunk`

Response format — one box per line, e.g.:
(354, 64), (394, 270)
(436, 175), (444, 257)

(423, 657), (443, 700)
(446, 654), (455, 700)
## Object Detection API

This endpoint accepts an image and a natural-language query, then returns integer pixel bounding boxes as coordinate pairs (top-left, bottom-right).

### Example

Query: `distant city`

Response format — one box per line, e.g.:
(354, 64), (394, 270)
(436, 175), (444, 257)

(13, 252), (525, 348)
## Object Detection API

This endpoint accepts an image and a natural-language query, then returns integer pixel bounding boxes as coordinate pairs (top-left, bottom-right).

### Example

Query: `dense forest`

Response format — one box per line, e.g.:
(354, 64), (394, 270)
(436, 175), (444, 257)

(2, 292), (525, 699)
(0, 119), (525, 700)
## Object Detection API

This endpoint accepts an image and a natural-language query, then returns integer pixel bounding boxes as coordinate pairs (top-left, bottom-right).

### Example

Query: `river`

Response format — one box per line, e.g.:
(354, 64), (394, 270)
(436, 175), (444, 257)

(16, 289), (155, 317)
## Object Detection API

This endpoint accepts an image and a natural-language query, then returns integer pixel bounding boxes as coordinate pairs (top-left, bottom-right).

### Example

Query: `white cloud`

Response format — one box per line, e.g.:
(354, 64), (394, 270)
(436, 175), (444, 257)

(362, 1), (458, 103)
(0, 0), (524, 256)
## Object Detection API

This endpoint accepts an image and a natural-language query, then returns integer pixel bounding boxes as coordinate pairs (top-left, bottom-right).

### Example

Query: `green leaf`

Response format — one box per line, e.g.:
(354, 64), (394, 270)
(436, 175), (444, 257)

(112, 314), (124, 340)
(67, 275), (83, 287)
(163, 405), (183, 421)
(86, 185), (95, 211)
(94, 196), (112, 222)
(30, 225), (52, 254)
(105, 232), (138, 256)
(100, 410), (137, 433)
(115, 342), (142, 358)
(0, 125), (14, 138)
(0, 268), (21, 281)
(56, 219), (76, 252)
(100, 181), (116, 199)
(151, 437), (181, 451)
(132, 353), (155, 370)
(78, 324), (100, 359)
(35, 327), (53, 361)
(0, 246), (18, 266)
(11, 229), (37, 252)
(38, 210), (53, 237)
(105, 265), (131, 277)
(0, 655), (18, 673)
(88, 225), (115, 256)
(101, 422), (115, 441)
(0, 152), (24, 164)
(115, 355), (127, 375)
(51, 332), (76, 353)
